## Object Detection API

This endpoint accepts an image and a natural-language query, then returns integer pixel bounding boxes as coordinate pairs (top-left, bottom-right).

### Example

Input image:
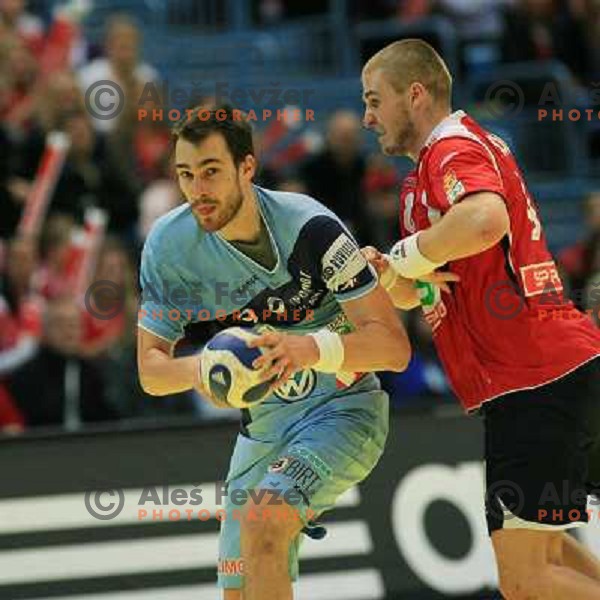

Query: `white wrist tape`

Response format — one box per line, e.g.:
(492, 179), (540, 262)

(379, 255), (398, 291)
(389, 233), (443, 279)
(309, 329), (344, 373)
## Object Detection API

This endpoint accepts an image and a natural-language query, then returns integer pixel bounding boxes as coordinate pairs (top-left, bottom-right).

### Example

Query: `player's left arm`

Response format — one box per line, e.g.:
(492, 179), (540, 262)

(417, 192), (510, 263)
(250, 285), (410, 386)
(335, 285), (411, 372)
(250, 216), (411, 386)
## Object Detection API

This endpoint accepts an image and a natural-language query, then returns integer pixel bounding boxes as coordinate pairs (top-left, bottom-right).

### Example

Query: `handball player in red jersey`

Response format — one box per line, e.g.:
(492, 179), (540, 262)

(361, 39), (600, 599)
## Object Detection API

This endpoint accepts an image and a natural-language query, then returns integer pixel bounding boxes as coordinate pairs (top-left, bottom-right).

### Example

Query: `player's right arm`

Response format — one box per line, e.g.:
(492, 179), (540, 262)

(137, 327), (202, 396)
(137, 327), (229, 407)
(362, 245), (460, 310)
(136, 226), (222, 404)
(362, 246), (419, 309)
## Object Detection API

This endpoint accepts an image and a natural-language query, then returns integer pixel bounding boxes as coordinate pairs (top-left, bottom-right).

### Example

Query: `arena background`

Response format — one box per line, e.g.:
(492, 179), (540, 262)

(0, 1), (599, 598)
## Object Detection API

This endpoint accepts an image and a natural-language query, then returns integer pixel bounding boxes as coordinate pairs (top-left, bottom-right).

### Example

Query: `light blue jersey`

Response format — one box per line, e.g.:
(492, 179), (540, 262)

(139, 185), (383, 437)
(139, 186), (389, 589)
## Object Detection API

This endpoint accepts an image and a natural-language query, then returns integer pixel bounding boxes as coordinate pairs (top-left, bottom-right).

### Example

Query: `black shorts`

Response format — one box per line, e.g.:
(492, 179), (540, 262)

(483, 357), (600, 535)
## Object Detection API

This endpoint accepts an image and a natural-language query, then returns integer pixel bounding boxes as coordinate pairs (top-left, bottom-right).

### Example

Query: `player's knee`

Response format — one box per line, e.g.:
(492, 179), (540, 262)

(497, 564), (537, 599)
(241, 516), (288, 556)
(240, 494), (299, 552)
(498, 563), (557, 600)
(493, 530), (559, 599)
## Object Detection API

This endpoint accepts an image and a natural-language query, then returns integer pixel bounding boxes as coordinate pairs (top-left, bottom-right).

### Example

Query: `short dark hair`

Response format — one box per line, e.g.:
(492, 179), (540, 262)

(171, 105), (254, 166)
(364, 39), (452, 107)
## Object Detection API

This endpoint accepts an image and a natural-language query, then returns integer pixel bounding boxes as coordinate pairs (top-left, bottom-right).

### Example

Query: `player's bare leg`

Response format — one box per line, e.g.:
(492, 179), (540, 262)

(223, 590), (242, 600)
(493, 529), (600, 599)
(240, 491), (303, 600)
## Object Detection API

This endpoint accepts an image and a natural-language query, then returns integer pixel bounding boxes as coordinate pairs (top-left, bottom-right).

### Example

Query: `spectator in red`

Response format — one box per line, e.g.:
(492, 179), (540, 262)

(1, 234), (39, 307)
(0, 34), (38, 131)
(108, 80), (171, 188)
(0, 235), (43, 432)
(0, 289), (39, 426)
(8, 295), (117, 429)
(81, 237), (136, 358)
(1, 1), (88, 134)
(6, 71), (86, 219)
(0, 0), (44, 57)
(36, 214), (76, 299)
(13, 109), (139, 233)
(0, 236), (43, 352)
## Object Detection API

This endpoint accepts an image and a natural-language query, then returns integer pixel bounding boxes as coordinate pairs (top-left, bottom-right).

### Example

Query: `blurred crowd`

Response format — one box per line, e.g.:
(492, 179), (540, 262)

(253, 0), (600, 81)
(0, 0), (598, 434)
(367, 0), (597, 79)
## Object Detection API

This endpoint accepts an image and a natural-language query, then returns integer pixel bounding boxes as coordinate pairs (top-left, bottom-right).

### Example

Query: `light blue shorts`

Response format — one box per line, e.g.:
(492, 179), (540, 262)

(217, 383), (388, 589)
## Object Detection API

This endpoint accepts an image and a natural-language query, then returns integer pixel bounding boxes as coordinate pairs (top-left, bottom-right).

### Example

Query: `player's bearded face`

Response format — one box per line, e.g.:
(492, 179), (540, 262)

(383, 98), (417, 157)
(189, 173), (244, 232)
(362, 69), (418, 157)
(175, 135), (245, 232)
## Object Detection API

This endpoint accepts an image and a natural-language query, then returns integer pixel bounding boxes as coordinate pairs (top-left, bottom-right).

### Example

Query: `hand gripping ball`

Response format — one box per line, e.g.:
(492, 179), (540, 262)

(200, 326), (276, 409)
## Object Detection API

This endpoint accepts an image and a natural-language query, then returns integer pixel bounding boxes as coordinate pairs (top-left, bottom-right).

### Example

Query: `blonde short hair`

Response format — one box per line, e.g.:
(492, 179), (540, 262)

(364, 39), (452, 106)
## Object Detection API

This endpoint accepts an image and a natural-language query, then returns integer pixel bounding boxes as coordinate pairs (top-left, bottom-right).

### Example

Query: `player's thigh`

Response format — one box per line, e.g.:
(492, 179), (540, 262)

(218, 384), (388, 589)
(261, 388), (389, 517)
(218, 434), (280, 590)
(223, 589), (242, 600)
(247, 389), (388, 583)
(483, 363), (599, 535)
(491, 528), (564, 594)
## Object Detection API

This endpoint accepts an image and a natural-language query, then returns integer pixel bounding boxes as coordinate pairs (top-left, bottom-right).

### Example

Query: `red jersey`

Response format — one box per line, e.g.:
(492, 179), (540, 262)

(399, 110), (600, 411)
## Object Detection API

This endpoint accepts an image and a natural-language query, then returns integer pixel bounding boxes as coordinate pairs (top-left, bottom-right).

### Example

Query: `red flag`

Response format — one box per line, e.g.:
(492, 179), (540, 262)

(18, 132), (70, 238)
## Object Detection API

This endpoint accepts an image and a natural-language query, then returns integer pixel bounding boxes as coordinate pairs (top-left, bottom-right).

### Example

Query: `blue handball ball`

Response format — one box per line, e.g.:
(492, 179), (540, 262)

(200, 327), (276, 409)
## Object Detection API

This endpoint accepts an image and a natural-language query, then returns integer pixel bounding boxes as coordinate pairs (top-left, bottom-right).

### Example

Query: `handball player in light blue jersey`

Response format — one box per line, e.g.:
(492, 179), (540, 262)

(137, 106), (410, 599)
